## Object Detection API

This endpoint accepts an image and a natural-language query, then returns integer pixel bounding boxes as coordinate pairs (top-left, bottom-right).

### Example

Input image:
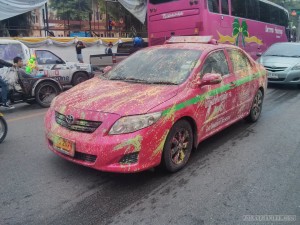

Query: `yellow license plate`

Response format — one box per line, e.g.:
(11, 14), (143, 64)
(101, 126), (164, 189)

(53, 136), (75, 157)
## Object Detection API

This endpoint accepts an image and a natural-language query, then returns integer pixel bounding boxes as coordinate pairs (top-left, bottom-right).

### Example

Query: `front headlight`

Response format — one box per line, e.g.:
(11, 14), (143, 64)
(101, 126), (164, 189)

(292, 63), (300, 70)
(109, 112), (162, 135)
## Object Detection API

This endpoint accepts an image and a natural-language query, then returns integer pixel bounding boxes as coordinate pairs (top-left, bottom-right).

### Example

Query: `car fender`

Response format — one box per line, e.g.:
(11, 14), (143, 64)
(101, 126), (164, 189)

(31, 78), (63, 96)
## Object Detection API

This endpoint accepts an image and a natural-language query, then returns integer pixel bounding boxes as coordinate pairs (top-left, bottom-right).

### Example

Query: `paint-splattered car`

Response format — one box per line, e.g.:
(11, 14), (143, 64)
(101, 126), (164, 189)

(45, 36), (267, 173)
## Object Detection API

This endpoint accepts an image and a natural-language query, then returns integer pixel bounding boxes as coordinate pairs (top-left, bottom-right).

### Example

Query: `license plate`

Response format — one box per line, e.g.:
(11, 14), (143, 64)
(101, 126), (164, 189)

(53, 136), (75, 157)
(268, 72), (279, 79)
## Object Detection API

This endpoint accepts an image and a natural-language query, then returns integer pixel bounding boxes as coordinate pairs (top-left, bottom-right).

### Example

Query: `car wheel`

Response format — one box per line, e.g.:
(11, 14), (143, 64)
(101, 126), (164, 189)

(72, 72), (88, 86)
(35, 82), (60, 108)
(245, 89), (264, 123)
(0, 116), (8, 143)
(162, 120), (193, 172)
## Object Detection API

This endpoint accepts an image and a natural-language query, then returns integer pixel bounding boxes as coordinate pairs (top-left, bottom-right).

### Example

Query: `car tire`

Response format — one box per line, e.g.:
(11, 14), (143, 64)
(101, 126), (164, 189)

(161, 120), (193, 173)
(0, 116), (8, 143)
(35, 82), (60, 108)
(72, 72), (88, 86)
(245, 89), (264, 123)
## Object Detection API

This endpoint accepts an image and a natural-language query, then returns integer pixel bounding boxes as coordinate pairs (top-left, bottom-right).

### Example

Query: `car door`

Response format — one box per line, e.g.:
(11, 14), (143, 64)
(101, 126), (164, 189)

(35, 50), (71, 84)
(226, 48), (254, 117)
(198, 49), (237, 137)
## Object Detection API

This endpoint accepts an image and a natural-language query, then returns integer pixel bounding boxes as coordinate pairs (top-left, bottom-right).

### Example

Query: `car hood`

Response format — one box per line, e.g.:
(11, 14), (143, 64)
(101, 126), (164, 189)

(260, 56), (300, 67)
(53, 77), (179, 116)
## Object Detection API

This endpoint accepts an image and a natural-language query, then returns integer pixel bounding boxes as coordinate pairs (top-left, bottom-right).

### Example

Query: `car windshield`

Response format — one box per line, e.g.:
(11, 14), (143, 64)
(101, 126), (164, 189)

(103, 48), (202, 85)
(264, 44), (300, 57)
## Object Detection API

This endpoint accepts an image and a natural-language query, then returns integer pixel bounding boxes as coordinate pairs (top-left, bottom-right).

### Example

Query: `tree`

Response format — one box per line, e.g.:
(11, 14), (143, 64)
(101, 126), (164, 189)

(50, 0), (92, 21)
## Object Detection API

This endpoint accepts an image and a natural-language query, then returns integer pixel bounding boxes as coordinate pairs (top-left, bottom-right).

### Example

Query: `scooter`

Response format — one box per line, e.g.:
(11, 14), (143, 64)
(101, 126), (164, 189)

(0, 112), (7, 143)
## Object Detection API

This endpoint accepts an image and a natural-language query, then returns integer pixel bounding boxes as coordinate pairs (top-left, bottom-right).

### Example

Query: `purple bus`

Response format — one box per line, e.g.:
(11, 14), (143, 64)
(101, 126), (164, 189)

(148, 0), (289, 59)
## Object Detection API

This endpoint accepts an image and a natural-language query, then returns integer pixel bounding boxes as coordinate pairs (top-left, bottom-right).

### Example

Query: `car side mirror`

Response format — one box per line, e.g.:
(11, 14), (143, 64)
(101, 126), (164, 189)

(201, 73), (222, 86)
(56, 60), (64, 64)
(102, 66), (112, 73)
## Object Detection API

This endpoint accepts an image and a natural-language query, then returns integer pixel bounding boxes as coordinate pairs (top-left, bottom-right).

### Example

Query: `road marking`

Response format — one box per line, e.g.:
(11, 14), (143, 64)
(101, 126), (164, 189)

(7, 112), (46, 122)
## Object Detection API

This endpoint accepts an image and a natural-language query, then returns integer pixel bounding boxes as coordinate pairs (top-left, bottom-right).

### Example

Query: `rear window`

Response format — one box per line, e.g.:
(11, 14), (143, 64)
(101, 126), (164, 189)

(0, 44), (24, 62)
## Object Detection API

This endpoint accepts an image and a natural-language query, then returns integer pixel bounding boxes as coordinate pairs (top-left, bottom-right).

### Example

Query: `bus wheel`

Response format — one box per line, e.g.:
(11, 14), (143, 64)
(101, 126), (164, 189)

(162, 120), (193, 173)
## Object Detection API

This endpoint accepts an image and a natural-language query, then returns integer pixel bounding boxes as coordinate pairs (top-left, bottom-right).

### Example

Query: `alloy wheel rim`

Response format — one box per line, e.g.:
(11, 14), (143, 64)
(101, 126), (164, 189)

(0, 120), (4, 138)
(252, 92), (263, 119)
(170, 129), (190, 165)
(39, 86), (56, 104)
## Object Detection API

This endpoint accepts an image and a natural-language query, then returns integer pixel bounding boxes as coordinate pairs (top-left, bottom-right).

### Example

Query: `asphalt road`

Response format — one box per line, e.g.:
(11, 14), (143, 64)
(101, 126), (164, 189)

(0, 84), (299, 225)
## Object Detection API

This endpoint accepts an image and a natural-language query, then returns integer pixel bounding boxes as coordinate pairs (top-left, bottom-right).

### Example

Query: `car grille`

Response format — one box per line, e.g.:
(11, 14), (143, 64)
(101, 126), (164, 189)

(74, 151), (97, 163)
(55, 111), (102, 133)
(268, 78), (285, 81)
(264, 66), (287, 72)
(119, 152), (139, 164)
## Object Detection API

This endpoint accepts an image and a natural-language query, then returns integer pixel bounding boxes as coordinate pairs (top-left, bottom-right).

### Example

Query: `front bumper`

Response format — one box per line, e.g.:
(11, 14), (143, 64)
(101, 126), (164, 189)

(45, 108), (171, 173)
(267, 70), (300, 84)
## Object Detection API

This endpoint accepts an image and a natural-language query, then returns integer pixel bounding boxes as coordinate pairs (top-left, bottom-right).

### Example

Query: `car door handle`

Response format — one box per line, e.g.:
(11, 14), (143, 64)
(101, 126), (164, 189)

(230, 82), (236, 88)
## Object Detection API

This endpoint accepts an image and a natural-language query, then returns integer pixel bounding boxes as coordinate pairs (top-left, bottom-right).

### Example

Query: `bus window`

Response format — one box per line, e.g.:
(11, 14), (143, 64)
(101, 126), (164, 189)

(149, 0), (178, 4)
(208, 0), (220, 13)
(259, 1), (270, 23)
(231, 0), (246, 18)
(221, 0), (229, 15)
(245, 0), (259, 21)
(280, 11), (288, 27)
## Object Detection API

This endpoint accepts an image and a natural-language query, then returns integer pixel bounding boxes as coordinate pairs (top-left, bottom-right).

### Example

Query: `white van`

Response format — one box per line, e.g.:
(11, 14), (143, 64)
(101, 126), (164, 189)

(0, 39), (94, 86)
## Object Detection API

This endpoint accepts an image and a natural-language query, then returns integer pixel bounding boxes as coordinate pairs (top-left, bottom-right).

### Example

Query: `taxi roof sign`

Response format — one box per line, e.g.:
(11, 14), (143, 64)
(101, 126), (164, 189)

(166, 36), (214, 44)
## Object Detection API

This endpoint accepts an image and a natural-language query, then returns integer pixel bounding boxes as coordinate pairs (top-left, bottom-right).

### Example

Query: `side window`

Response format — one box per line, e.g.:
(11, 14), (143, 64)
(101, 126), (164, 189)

(221, 0), (229, 15)
(200, 50), (229, 77)
(208, 0), (220, 13)
(231, 0), (246, 18)
(228, 49), (251, 72)
(259, 1), (270, 23)
(35, 51), (63, 65)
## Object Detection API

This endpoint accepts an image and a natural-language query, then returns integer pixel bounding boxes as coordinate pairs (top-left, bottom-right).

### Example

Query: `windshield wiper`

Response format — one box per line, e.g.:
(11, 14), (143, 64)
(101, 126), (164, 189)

(149, 81), (177, 85)
(290, 55), (300, 58)
(265, 54), (288, 57)
(109, 76), (126, 81)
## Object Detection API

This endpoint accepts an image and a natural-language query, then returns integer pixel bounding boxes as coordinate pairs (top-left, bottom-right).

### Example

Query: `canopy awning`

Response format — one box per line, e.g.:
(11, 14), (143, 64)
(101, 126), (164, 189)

(118, 0), (147, 24)
(0, 0), (47, 21)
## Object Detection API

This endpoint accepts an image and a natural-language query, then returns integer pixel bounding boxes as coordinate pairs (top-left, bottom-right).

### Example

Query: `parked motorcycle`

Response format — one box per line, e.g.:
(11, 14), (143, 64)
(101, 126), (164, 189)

(0, 112), (7, 143)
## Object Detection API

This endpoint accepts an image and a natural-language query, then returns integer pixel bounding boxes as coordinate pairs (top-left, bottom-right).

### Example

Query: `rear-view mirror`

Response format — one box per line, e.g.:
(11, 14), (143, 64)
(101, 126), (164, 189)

(201, 73), (222, 86)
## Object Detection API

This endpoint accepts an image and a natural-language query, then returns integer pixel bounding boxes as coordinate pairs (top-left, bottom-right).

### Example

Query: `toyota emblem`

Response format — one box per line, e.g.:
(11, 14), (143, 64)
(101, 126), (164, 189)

(66, 115), (75, 124)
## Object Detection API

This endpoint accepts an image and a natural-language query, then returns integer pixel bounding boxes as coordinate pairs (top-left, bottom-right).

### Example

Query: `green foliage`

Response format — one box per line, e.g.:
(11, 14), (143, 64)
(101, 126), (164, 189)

(50, 0), (92, 21)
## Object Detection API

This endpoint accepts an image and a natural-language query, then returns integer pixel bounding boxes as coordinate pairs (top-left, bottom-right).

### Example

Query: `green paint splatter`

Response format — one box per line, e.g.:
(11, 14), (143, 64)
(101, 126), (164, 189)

(152, 130), (169, 158)
(113, 135), (143, 153)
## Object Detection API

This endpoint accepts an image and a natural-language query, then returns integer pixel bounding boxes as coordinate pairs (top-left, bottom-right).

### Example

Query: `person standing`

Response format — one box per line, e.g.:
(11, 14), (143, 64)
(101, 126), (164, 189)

(75, 41), (86, 63)
(105, 42), (113, 55)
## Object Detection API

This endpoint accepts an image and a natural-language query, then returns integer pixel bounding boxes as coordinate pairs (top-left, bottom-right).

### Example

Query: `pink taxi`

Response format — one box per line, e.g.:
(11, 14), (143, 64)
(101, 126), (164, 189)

(45, 36), (267, 173)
